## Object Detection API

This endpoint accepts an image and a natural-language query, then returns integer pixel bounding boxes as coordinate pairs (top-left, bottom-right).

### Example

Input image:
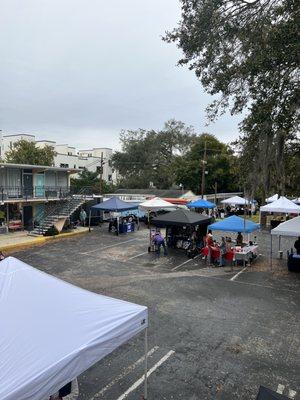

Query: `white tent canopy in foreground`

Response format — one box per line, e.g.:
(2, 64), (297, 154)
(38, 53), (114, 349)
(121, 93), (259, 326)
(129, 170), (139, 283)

(0, 257), (148, 400)
(271, 216), (300, 237)
(139, 197), (175, 211)
(260, 196), (300, 214)
(221, 195), (248, 205)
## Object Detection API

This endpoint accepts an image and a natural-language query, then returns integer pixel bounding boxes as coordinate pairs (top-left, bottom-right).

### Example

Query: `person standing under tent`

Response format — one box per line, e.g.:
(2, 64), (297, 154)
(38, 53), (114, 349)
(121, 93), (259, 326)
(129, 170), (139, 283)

(205, 230), (214, 265)
(236, 232), (243, 247)
(79, 208), (87, 227)
(153, 232), (167, 256)
(218, 237), (226, 267)
(294, 237), (300, 255)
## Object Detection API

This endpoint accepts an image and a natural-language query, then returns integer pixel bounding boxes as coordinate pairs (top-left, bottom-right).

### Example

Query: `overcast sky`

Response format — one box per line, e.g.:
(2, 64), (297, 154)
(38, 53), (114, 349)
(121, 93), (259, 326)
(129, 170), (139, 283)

(0, 0), (242, 150)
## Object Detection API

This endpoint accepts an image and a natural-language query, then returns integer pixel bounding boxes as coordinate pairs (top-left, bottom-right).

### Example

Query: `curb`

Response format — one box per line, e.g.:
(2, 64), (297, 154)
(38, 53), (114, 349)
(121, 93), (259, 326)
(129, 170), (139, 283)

(1, 229), (89, 254)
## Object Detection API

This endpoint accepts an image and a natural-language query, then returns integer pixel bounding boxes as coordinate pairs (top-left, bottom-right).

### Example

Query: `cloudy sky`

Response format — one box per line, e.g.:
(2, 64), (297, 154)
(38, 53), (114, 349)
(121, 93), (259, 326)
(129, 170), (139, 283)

(0, 0), (241, 150)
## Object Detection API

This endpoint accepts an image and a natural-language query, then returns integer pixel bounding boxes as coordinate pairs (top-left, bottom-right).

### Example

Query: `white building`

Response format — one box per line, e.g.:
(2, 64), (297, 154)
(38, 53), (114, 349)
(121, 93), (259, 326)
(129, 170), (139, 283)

(0, 133), (115, 182)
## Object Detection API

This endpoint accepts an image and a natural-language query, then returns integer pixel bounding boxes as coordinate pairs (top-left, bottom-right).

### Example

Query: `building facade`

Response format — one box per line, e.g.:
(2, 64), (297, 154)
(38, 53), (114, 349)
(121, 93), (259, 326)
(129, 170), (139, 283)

(0, 162), (78, 231)
(0, 133), (115, 182)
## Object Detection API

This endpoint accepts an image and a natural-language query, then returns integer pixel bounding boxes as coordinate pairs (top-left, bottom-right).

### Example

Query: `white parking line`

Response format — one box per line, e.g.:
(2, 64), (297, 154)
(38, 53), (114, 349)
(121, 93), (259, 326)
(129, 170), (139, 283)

(277, 384), (285, 394)
(116, 350), (175, 400)
(89, 346), (159, 399)
(127, 251), (148, 260)
(172, 255), (201, 271)
(230, 267), (247, 281)
(80, 239), (139, 255)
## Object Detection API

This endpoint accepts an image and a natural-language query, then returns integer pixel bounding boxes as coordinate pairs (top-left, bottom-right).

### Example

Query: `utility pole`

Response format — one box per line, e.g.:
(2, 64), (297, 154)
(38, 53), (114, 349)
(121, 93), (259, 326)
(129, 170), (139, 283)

(99, 152), (104, 195)
(201, 141), (207, 199)
(214, 181), (217, 205)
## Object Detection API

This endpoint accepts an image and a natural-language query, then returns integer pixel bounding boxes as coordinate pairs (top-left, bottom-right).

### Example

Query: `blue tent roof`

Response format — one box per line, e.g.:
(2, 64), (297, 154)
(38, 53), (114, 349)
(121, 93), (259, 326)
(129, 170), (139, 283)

(187, 199), (216, 209)
(208, 215), (260, 233)
(91, 197), (139, 212)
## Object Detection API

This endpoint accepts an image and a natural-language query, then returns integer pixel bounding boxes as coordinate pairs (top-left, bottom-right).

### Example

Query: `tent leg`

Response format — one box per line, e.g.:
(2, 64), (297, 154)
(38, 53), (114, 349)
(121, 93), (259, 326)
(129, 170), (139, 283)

(88, 209), (92, 232)
(270, 234), (273, 270)
(144, 327), (148, 400)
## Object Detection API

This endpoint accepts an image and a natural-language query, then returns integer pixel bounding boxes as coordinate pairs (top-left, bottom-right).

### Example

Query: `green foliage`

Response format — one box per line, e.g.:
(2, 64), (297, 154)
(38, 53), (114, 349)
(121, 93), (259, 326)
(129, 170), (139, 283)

(112, 119), (196, 189)
(174, 134), (239, 194)
(5, 140), (55, 166)
(164, 0), (300, 196)
(70, 168), (115, 194)
(112, 120), (239, 194)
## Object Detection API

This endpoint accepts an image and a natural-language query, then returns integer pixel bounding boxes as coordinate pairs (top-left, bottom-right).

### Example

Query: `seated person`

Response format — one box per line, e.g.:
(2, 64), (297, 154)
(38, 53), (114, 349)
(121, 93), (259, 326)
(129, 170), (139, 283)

(236, 232), (243, 246)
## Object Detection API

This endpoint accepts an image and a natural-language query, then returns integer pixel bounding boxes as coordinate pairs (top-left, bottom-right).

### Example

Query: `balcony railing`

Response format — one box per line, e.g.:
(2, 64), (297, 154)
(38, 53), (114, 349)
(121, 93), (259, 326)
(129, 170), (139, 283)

(0, 186), (73, 201)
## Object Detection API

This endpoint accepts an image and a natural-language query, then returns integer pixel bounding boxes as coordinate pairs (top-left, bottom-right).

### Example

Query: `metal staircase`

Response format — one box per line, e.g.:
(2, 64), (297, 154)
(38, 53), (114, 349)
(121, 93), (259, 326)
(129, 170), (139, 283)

(29, 187), (92, 236)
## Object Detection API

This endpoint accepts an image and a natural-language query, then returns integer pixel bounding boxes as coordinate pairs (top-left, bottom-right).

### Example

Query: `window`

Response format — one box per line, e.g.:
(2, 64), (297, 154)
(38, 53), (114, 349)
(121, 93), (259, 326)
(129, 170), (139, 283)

(60, 163), (69, 168)
(108, 175), (112, 181)
(74, 165), (76, 169)
(68, 152), (73, 156)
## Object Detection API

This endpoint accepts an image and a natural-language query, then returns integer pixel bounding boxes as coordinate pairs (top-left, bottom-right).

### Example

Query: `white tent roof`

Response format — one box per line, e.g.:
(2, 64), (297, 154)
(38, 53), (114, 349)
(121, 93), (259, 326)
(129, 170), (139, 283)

(260, 196), (300, 214)
(139, 196), (175, 211)
(292, 197), (300, 204)
(271, 216), (300, 237)
(266, 194), (278, 203)
(221, 195), (248, 205)
(0, 257), (148, 400)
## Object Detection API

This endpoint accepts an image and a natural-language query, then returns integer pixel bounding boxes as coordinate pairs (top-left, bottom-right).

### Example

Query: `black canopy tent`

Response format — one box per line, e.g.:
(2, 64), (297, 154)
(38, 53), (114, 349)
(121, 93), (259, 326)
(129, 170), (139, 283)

(152, 209), (211, 255)
(151, 209), (211, 227)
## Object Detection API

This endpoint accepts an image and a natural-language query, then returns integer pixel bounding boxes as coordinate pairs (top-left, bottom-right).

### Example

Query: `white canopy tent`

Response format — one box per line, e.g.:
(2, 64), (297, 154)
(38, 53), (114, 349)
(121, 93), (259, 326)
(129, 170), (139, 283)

(139, 197), (175, 252)
(139, 197), (175, 211)
(0, 257), (148, 400)
(260, 196), (300, 214)
(221, 195), (248, 205)
(271, 216), (300, 237)
(265, 194), (278, 203)
(269, 217), (300, 268)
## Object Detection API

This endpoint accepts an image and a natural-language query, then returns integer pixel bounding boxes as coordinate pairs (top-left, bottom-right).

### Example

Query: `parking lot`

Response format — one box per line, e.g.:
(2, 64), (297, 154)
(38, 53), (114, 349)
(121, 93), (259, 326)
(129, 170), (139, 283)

(14, 226), (300, 400)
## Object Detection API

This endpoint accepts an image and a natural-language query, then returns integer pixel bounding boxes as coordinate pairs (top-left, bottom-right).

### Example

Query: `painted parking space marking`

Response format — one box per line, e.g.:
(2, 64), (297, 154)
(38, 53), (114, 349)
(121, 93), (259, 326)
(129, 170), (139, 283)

(172, 254), (201, 271)
(230, 266), (247, 281)
(89, 346), (159, 399)
(127, 251), (149, 260)
(80, 239), (140, 255)
(116, 350), (175, 400)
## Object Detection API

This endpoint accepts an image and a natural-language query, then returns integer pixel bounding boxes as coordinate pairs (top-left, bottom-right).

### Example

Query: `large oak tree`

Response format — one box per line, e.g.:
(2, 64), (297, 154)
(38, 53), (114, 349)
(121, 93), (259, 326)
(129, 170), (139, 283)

(164, 0), (299, 197)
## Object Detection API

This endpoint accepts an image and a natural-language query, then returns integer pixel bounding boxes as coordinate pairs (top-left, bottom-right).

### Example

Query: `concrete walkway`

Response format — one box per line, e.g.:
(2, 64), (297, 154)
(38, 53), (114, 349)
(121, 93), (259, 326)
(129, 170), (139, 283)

(0, 227), (89, 253)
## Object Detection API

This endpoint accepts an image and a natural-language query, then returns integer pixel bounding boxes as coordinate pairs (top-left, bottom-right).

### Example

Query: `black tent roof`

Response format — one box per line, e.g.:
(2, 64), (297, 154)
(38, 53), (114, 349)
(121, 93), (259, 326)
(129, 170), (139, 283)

(152, 209), (211, 227)
(256, 386), (290, 400)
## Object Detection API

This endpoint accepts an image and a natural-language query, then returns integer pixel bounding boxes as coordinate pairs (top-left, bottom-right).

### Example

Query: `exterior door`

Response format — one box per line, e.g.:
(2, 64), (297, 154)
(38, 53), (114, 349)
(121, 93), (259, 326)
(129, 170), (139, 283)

(23, 172), (33, 198)
(23, 205), (33, 230)
(35, 173), (45, 197)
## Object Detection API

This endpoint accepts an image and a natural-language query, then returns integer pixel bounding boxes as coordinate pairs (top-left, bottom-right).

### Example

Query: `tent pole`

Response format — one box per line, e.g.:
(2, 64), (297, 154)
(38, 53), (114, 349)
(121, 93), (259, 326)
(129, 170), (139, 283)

(88, 209), (92, 232)
(144, 327), (148, 400)
(270, 234), (273, 270)
(148, 211), (151, 250)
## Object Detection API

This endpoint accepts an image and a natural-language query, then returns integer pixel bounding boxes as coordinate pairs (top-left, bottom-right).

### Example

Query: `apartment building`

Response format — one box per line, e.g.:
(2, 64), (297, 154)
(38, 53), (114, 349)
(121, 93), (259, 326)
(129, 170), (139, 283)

(0, 133), (115, 182)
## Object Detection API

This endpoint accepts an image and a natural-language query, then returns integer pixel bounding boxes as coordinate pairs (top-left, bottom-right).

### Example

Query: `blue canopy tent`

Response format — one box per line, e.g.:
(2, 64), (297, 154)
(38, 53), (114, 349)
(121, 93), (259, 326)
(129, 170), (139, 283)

(89, 198), (139, 232)
(187, 199), (216, 209)
(208, 215), (260, 233)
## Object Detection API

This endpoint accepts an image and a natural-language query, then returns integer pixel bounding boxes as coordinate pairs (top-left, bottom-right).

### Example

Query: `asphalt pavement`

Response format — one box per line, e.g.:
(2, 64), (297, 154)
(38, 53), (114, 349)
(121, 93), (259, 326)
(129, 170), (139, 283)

(13, 226), (300, 400)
